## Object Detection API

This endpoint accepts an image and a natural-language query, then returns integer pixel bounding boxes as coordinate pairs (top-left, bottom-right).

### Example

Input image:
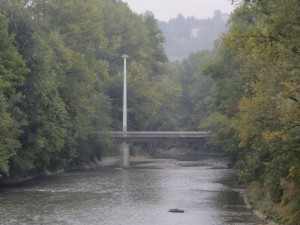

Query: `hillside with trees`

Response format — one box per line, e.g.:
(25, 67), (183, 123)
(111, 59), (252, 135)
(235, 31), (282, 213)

(158, 10), (229, 60)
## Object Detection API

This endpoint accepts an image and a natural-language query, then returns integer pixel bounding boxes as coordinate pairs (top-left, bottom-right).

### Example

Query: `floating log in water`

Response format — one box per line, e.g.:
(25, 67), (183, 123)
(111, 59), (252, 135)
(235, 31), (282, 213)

(168, 208), (184, 213)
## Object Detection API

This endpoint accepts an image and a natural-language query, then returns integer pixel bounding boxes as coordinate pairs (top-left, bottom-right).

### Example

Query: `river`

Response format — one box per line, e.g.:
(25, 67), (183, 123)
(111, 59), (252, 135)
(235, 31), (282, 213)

(0, 153), (265, 225)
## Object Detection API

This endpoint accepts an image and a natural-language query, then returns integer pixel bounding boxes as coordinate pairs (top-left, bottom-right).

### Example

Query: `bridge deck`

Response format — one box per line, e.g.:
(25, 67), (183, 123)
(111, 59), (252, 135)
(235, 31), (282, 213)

(98, 131), (210, 142)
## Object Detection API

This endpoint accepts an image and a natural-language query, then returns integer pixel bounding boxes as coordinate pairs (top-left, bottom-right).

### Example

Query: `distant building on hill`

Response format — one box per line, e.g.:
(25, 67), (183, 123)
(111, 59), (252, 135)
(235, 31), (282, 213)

(191, 25), (206, 39)
(191, 28), (200, 38)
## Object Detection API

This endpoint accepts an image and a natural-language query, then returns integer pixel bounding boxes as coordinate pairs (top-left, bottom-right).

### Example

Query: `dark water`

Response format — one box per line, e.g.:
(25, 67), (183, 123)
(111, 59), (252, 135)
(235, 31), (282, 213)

(0, 154), (265, 225)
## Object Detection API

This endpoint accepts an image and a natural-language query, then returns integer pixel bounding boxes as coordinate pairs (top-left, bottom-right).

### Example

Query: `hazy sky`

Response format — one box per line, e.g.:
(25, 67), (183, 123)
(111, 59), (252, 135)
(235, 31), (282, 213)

(123, 0), (236, 21)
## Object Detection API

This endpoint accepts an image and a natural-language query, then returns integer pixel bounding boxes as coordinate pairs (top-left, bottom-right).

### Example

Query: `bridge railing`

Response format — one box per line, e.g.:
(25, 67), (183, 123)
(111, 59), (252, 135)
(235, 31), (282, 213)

(98, 131), (211, 142)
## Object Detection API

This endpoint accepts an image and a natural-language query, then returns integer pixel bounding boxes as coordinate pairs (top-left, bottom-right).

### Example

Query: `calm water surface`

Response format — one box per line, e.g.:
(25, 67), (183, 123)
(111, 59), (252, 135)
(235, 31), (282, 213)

(0, 154), (265, 225)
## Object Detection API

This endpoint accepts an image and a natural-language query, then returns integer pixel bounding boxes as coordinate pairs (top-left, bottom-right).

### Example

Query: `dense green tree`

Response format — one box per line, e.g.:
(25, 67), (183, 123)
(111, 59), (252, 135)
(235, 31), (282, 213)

(0, 0), (174, 178)
(149, 50), (215, 131)
(0, 13), (28, 177)
(0, 13), (27, 97)
(0, 0), (112, 175)
(99, 0), (169, 131)
(177, 51), (215, 129)
(150, 64), (183, 130)
(143, 14), (168, 75)
(203, 0), (300, 223)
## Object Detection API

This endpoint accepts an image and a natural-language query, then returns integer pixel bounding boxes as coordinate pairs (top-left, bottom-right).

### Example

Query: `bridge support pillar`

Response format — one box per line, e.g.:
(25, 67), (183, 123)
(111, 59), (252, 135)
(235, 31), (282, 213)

(119, 141), (129, 168)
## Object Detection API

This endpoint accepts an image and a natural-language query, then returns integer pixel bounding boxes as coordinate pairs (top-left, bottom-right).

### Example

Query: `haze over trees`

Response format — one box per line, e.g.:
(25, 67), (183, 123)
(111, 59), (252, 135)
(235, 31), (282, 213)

(158, 10), (229, 60)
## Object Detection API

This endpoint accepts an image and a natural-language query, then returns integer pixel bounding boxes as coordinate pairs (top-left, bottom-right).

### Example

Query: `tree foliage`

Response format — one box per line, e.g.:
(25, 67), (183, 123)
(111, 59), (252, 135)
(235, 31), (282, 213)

(0, 0), (170, 178)
(0, 12), (28, 177)
(204, 0), (300, 223)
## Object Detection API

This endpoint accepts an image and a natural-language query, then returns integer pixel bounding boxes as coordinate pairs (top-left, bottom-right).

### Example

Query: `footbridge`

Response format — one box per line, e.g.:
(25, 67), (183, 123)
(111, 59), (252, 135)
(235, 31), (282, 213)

(99, 131), (210, 168)
(99, 131), (210, 142)
(105, 54), (211, 168)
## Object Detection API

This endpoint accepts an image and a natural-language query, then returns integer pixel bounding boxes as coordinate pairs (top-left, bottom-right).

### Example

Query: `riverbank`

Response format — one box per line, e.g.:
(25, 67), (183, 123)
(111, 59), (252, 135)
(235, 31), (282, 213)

(0, 148), (223, 187)
(243, 190), (279, 225)
(243, 179), (300, 225)
(0, 157), (118, 187)
(0, 155), (176, 187)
